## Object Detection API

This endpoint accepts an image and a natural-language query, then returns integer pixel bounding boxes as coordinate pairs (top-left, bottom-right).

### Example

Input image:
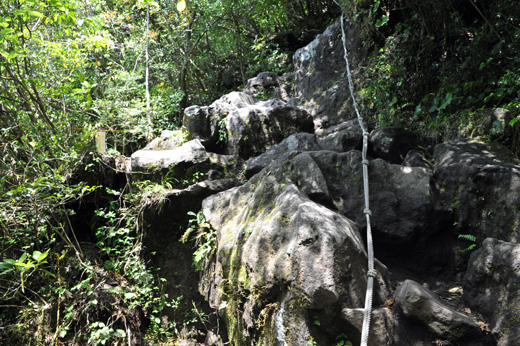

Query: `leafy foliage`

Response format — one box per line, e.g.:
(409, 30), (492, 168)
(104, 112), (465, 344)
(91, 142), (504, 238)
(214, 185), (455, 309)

(343, 0), (520, 141)
(181, 210), (216, 271)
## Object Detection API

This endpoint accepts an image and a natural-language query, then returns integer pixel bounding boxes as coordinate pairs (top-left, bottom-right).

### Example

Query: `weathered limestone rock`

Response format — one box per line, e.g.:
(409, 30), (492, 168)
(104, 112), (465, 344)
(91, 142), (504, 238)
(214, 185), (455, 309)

(401, 150), (431, 168)
(182, 91), (255, 151)
(183, 91), (313, 158)
(464, 238), (520, 346)
(433, 139), (520, 242)
(225, 98), (314, 158)
(293, 19), (365, 129)
(309, 151), (434, 243)
(244, 133), (322, 178)
(315, 119), (363, 152)
(131, 139), (239, 184)
(144, 129), (186, 151)
(200, 159), (390, 345)
(396, 280), (481, 341)
(369, 127), (419, 164)
(341, 308), (395, 346)
(244, 71), (279, 98)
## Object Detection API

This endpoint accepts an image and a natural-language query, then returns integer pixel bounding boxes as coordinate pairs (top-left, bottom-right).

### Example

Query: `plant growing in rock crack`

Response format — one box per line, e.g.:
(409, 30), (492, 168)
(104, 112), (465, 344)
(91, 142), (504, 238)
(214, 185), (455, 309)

(458, 234), (477, 252)
(216, 118), (228, 145)
(181, 211), (217, 271)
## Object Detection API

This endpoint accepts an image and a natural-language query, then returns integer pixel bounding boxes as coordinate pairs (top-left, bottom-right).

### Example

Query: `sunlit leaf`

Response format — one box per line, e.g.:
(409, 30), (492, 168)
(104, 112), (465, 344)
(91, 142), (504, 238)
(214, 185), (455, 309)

(177, 0), (186, 12)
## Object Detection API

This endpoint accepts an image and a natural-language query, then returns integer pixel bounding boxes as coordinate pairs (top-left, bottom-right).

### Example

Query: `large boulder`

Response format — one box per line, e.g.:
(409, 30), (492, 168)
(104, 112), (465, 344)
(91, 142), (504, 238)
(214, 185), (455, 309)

(143, 129), (186, 151)
(244, 72), (280, 98)
(395, 280), (482, 342)
(433, 139), (520, 243)
(183, 93), (314, 158)
(464, 238), (520, 346)
(131, 139), (240, 185)
(182, 96), (245, 151)
(293, 19), (365, 129)
(315, 119), (363, 152)
(369, 127), (419, 164)
(200, 156), (390, 346)
(225, 99), (314, 158)
(244, 133), (322, 178)
(308, 151), (435, 244)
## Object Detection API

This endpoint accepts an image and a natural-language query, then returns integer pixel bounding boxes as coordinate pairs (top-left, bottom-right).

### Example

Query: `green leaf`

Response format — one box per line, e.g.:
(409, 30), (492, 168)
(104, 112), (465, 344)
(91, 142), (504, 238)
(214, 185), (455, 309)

(375, 14), (389, 28)
(437, 92), (453, 111)
(33, 249), (49, 262)
(177, 0), (186, 12)
(27, 10), (44, 17)
(0, 28), (15, 35)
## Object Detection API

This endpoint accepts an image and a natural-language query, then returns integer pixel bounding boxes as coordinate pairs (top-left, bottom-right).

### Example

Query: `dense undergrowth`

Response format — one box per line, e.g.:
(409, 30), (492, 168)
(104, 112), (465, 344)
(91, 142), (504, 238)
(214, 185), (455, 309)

(1, 0), (520, 345)
(349, 0), (520, 146)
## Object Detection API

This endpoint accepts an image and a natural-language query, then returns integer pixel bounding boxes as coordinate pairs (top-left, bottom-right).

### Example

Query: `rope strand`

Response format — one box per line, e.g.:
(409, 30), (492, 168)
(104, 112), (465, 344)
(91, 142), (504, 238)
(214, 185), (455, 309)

(337, 14), (376, 346)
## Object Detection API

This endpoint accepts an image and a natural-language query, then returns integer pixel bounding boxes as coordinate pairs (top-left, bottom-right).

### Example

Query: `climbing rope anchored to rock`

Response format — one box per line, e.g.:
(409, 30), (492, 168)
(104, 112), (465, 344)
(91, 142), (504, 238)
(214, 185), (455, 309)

(334, 3), (376, 345)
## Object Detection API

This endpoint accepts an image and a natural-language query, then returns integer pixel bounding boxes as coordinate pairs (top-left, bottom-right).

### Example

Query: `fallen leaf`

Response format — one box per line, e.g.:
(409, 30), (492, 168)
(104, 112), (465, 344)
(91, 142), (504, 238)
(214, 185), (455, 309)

(448, 286), (463, 294)
(464, 307), (471, 314)
(477, 321), (490, 332)
(384, 300), (394, 308)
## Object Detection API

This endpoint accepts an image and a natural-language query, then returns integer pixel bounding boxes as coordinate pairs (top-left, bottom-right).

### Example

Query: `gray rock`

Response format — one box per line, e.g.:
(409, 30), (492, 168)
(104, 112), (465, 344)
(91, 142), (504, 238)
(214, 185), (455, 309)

(144, 129), (186, 151)
(401, 150), (431, 168)
(315, 119), (363, 152)
(200, 160), (390, 346)
(183, 91), (313, 158)
(182, 101), (235, 150)
(369, 127), (419, 164)
(309, 151), (434, 243)
(217, 91), (256, 108)
(293, 19), (365, 129)
(396, 279), (481, 340)
(131, 139), (239, 185)
(433, 139), (520, 242)
(342, 308), (395, 346)
(132, 139), (207, 171)
(226, 99), (314, 158)
(244, 133), (322, 178)
(244, 71), (279, 98)
(464, 238), (520, 346)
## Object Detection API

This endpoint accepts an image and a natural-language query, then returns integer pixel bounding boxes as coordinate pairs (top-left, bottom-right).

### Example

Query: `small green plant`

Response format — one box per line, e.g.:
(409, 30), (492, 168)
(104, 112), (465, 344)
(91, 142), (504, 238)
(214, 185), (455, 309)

(0, 249), (53, 293)
(217, 118), (227, 145)
(88, 321), (126, 345)
(334, 333), (353, 346)
(458, 234), (477, 252)
(181, 211), (217, 271)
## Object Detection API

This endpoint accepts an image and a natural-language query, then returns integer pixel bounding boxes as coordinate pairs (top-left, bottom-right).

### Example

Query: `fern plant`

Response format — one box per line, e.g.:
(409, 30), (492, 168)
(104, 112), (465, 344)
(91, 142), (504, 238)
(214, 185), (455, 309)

(458, 234), (477, 252)
(181, 211), (217, 271)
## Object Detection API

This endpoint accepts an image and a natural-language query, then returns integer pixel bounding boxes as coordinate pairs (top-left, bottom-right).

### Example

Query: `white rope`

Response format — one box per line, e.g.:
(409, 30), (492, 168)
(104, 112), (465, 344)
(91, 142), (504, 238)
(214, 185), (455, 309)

(337, 13), (376, 346)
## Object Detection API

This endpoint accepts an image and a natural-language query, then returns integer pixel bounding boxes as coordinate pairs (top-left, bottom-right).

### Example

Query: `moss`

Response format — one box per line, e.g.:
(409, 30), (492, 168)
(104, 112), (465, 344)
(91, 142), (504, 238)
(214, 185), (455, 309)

(238, 265), (249, 290)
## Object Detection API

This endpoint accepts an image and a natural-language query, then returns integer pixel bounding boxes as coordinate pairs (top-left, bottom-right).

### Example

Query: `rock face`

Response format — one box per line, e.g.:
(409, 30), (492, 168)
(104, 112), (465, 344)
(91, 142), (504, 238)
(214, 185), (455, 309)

(133, 19), (520, 346)
(244, 133), (322, 178)
(182, 91), (314, 158)
(315, 119), (363, 152)
(225, 99), (314, 158)
(293, 19), (365, 129)
(200, 161), (390, 346)
(396, 280), (481, 341)
(131, 139), (239, 185)
(433, 139), (520, 243)
(369, 127), (419, 164)
(308, 151), (434, 243)
(464, 238), (520, 346)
